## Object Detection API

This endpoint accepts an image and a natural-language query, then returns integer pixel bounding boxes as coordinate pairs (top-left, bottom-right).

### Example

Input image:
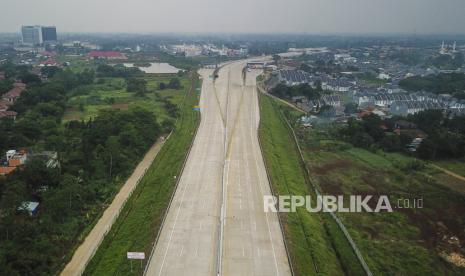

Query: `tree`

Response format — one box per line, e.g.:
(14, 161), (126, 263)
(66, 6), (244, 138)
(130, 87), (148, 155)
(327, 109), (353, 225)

(167, 78), (181, 89)
(126, 78), (147, 96)
(272, 54), (281, 65)
(380, 134), (401, 152)
(344, 102), (358, 115)
(40, 66), (61, 78)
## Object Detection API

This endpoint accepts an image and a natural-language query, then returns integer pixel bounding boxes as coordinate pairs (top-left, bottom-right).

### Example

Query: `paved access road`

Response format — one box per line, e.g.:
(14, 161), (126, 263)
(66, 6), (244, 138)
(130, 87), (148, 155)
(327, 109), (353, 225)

(145, 62), (291, 276)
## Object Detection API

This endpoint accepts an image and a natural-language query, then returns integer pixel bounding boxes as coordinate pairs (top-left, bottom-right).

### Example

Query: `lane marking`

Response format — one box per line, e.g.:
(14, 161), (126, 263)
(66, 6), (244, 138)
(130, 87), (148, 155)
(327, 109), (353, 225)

(155, 76), (215, 276)
(248, 83), (281, 276)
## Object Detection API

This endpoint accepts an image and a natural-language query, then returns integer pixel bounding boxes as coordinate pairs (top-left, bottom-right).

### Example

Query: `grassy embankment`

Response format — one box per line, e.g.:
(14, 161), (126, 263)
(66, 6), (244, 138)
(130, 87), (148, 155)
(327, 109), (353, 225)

(258, 94), (365, 275)
(83, 73), (200, 275)
(299, 127), (465, 275)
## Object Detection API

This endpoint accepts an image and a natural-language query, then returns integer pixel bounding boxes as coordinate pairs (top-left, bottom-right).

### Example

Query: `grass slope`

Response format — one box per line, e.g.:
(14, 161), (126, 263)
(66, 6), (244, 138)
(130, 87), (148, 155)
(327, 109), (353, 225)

(259, 94), (365, 275)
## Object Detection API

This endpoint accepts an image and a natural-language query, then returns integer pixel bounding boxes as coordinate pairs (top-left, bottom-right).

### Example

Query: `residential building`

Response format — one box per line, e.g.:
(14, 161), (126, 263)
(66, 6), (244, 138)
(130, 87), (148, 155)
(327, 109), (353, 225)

(88, 51), (126, 60)
(19, 201), (40, 216)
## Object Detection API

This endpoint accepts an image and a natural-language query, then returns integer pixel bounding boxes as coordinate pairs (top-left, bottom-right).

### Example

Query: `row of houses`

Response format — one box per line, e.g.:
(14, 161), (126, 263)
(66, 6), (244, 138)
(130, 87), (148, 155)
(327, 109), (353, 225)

(353, 90), (465, 116)
(278, 70), (354, 92)
(390, 101), (445, 116)
(292, 94), (342, 112)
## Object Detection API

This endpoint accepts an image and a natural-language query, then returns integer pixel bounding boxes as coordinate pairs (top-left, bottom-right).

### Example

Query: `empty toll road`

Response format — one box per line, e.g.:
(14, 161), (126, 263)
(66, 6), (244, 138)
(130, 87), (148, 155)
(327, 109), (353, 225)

(145, 62), (291, 276)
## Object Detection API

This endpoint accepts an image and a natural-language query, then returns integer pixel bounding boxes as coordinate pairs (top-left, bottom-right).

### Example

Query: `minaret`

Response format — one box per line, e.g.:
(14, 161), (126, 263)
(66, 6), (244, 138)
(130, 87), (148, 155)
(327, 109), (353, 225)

(453, 41), (457, 52)
(440, 41), (445, 54)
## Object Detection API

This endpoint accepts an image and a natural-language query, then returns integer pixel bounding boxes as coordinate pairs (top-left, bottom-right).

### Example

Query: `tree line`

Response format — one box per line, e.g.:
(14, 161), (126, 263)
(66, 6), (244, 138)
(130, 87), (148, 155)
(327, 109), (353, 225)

(399, 73), (465, 99)
(0, 63), (169, 275)
(339, 110), (465, 160)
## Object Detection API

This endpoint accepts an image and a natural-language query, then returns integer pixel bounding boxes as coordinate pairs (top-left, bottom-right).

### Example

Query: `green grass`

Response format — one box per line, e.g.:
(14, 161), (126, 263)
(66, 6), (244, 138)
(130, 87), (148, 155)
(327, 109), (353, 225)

(63, 75), (189, 123)
(56, 55), (95, 72)
(259, 94), (365, 275)
(434, 159), (465, 177)
(83, 73), (200, 276)
(300, 130), (465, 275)
(356, 73), (388, 86)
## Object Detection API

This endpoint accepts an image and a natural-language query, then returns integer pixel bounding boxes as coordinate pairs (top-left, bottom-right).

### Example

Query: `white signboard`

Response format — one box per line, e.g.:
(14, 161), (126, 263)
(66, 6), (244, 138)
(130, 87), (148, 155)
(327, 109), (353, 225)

(127, 252), (145, 260)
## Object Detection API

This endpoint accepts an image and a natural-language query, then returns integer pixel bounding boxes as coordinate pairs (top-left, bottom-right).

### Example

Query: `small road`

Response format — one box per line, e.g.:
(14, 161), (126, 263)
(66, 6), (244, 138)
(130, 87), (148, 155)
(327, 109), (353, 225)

(431, 164), (465, 182)
(145, 62), (291, 275)
(61, 137), (167, 276)
(257, 84), (306, 114)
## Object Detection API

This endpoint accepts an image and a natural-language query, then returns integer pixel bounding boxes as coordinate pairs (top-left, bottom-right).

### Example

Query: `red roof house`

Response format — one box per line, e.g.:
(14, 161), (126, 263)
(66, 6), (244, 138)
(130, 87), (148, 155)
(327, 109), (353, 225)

(0, 166), (16, 176)
(1, 83), (26, 104)
(88, 51), (126, 60)
(0, 110), (17, 120)
(0, 100), (11, 112)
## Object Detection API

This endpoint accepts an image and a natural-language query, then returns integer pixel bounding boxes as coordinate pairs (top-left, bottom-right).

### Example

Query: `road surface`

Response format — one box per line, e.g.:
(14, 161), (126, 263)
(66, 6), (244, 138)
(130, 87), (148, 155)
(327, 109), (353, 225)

(61, 137), (167, 276)
(145, 62), (291, 276)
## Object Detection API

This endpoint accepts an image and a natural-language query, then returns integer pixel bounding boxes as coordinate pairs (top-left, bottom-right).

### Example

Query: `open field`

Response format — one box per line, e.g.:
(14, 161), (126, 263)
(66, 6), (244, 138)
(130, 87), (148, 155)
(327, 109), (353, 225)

(299, 128), (465, 275)
(258, 94), (366, 275)
(63, 74), (189, 123)
(83, 73), (200, 275)
(55, 55), (95, 72)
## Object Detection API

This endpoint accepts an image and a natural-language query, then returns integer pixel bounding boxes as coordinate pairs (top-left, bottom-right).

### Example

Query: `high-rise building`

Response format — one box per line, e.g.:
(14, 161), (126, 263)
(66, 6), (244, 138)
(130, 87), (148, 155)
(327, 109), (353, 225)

(21, 25), (57, 45)
(41, 26), (57, 42)
(21, 26), (42, 45)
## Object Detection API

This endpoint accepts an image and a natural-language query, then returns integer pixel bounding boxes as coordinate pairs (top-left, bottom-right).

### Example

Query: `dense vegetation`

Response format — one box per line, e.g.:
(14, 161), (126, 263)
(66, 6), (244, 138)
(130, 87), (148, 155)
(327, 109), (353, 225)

(427, 52), (464, 70)
(270, 82), (321, 101)
(339, 110), (465, 160)
(85, 72), (200, 275)
(399, 73), (465, 99)
(0, 62), (179, 275)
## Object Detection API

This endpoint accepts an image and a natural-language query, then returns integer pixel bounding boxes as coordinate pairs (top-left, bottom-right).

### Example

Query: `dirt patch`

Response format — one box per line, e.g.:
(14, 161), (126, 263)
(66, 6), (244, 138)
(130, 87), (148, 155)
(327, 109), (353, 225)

(434, 173), (465, 195)
(112, 103), (129, 110)
(318, 176), (344, 195)
(313, 159), (354, 175)
(440, 251), (465, 268)
(66, 107), (79, 112)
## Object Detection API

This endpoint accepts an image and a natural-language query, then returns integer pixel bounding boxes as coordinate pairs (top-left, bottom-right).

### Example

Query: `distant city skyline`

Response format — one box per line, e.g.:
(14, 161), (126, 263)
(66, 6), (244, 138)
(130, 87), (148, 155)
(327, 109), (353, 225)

(1, 0), (465, 35)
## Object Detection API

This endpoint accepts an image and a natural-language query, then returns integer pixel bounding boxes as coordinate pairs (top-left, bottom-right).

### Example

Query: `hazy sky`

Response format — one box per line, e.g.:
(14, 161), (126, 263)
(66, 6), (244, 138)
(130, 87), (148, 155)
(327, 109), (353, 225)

(1, 0), (465, 34)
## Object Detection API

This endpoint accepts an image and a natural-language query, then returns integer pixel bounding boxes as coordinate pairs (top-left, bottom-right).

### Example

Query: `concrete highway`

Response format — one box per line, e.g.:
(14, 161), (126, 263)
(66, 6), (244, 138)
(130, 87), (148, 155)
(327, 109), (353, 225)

(145, 61), (291, 276)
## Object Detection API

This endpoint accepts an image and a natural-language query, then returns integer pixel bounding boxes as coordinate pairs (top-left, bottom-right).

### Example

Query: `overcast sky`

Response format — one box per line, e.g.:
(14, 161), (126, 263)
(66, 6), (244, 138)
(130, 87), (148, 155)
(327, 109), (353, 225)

(1, 0), (464, 34)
